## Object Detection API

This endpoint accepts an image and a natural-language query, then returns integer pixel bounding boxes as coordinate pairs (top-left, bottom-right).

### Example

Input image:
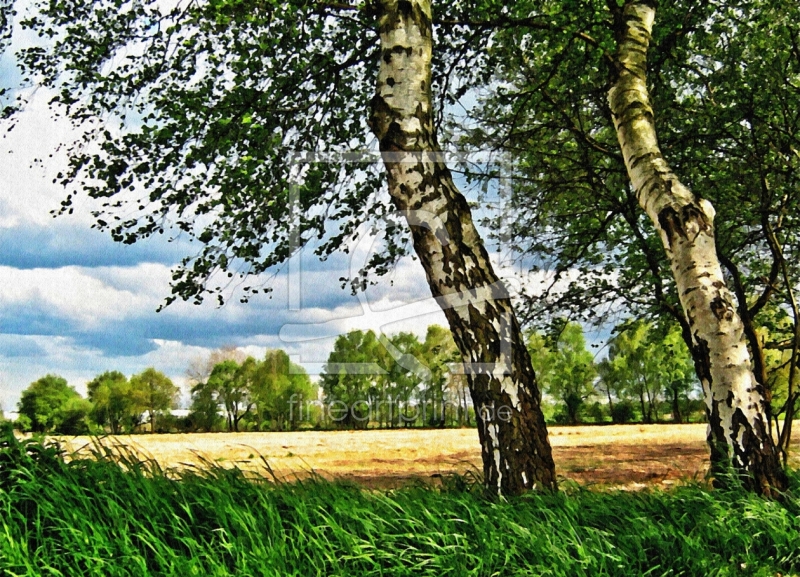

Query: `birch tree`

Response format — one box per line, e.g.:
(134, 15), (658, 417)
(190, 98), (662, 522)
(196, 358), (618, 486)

(607, 0), (785, 494)
(368, 0), (555, 492)
(2, 0), (558, 494)
(464, 0), (797, 494)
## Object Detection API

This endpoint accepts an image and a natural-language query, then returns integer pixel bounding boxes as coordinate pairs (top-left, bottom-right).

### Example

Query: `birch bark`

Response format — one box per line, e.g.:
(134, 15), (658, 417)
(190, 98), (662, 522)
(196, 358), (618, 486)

(608, 1), (786, 494)
(368, 0), (556, 495)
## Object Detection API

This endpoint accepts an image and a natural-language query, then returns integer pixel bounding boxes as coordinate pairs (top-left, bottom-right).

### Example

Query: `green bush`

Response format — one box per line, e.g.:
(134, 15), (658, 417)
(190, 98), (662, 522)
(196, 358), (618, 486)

(610, 400), (636, 424)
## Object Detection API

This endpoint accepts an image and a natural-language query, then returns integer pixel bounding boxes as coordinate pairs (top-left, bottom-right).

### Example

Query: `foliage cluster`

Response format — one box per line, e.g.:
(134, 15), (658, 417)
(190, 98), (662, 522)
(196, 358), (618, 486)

(16, 375), (92, 435)
(1, 428), (799, 576)
(15, 369), (178, 435)
(528, 320), (702, 425)
(187, 348), (316, 433)
(320, 326), (472, 429)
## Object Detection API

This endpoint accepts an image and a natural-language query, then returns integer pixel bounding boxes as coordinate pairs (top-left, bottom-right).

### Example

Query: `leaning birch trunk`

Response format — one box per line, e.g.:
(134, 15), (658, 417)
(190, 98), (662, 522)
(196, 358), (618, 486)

(608, 1), (786, 495)
(368, 0), (556, 495)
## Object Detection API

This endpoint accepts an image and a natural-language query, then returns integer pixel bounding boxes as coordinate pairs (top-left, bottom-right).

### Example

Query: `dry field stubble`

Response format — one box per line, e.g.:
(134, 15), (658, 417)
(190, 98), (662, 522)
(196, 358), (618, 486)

(61, 422), (800, 490)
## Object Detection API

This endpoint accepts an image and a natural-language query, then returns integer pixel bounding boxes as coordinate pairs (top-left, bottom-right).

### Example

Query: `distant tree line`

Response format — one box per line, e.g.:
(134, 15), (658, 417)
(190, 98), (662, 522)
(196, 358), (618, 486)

(12, 369), (179, 435)
(16, 319), (784, 435)
(7, 349), (320, 435)
(185, 348), (316, 433)
(529, 320), (703, 426)
(318, 322), (706, 429)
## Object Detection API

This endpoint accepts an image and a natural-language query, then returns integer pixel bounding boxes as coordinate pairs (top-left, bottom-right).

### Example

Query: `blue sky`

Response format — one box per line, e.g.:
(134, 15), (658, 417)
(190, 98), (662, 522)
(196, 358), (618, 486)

(0, 88), (465, 411)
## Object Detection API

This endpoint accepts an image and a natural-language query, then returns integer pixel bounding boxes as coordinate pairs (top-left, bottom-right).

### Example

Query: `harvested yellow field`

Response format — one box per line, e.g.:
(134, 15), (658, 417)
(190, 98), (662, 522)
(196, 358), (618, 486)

(59, 422), (800, 489)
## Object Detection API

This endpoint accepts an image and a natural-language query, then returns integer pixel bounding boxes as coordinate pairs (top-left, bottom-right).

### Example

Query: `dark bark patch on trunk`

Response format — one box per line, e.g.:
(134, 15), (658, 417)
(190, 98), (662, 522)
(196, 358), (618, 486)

(682, 286), (698, 297)
(397, 0), (413, 17)
(692, 335), (713, 387)
(710, 296), (734, 321)
(657, 206), (681, 248)
(709, 397), (788, 496)
(729, 408), (757, 489)
(657, 202), (713, 249)
(381, 121), (406, 151)
(467, 303), (500, 361)
(620, 99), (653, 121)
(681, 203), (712, 235)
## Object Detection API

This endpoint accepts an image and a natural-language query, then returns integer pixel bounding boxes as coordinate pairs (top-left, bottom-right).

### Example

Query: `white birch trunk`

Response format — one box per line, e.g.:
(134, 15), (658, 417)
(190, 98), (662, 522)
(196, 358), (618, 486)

(369, 0), (556, 495)
(608, 1), (785, 494)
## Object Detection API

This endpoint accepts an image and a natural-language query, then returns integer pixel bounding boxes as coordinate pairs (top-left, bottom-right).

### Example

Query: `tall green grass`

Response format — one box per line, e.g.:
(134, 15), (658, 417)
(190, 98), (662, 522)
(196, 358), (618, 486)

(1, 427), (799, 577)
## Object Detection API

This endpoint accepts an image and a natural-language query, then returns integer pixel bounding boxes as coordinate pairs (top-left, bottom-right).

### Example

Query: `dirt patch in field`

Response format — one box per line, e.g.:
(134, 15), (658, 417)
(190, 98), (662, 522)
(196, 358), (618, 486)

(59, 422), (799, 490)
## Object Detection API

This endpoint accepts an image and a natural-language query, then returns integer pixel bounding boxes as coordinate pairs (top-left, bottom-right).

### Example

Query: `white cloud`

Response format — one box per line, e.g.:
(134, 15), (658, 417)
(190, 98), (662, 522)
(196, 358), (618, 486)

(0, 264), (161, 328)
(0, 93), (89, 226)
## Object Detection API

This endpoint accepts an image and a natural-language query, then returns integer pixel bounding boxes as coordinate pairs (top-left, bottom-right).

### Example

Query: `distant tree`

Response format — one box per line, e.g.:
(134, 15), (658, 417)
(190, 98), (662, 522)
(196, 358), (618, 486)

(87, 371), (135, 434)
(188, 380), (221, 433)
(17, 374), (91, 434)
(383, 332), (424, 427)
(528, 322), (596, 425)
(206, 360), (251, 433)
(58, 396), (94, 435)
(129, 368), (179, 433)
(659, 328), (699, 424)
(596, 358), (626, 422)
(280, 372), (317, 431)
(186, 347), (248, 389)
(251, 351), (289, 430)
(188, 350), (317, 433)
(321, 330), (384, 429)
(445, 372), (473, 427)
(585, 401), (607, 424)
(599, 321), (697, 424)
(418, 325), (460, 427)
(253, 350), (315, 431)
(609, 401), (636, 426)
(600, 323), (658, 424)
(186, 347), (249, 432)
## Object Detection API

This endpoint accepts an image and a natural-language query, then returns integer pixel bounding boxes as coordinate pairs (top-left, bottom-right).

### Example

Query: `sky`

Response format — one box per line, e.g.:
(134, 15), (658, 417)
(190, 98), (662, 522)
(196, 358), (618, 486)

(0, 9), (606, 415)
(0, 84), (472, 411)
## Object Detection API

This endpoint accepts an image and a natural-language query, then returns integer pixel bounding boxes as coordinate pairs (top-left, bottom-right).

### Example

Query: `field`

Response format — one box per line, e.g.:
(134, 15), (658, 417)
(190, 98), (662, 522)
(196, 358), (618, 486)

(61, 422), (800, 489)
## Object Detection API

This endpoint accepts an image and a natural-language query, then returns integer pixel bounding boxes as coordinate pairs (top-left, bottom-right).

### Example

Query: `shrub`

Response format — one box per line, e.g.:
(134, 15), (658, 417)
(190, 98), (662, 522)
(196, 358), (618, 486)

(610, 400), (636, 424)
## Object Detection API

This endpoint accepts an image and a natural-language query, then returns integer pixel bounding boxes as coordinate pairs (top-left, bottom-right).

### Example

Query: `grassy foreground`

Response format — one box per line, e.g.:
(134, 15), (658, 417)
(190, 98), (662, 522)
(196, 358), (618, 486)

(1, 430), (799, 577)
